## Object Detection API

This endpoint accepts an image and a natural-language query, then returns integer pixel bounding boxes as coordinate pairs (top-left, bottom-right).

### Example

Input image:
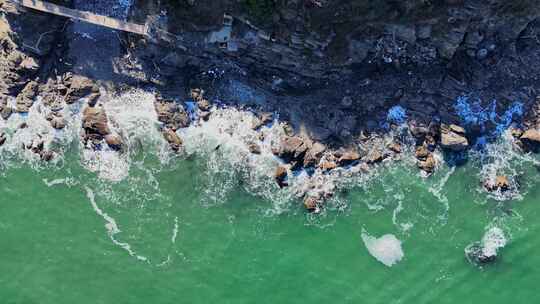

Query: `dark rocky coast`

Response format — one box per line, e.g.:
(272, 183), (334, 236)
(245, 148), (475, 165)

(1, 0), (540, 213)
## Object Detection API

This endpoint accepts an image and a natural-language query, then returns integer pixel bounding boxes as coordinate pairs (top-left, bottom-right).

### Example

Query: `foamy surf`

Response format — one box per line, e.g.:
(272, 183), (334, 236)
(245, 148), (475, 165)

(361, 230), (404, 267)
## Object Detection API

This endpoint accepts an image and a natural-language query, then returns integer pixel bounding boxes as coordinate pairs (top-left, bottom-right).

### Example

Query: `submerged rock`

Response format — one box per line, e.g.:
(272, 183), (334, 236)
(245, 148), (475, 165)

(484, 175), (511, 192)
(440, 124), (468, 151)
(0, 132), (6, 146)
(466, 227), (507, 265)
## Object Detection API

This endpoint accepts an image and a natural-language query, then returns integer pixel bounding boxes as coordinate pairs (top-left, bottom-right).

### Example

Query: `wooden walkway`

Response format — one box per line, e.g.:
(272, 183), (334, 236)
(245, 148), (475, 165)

(10, 0), (148, 36)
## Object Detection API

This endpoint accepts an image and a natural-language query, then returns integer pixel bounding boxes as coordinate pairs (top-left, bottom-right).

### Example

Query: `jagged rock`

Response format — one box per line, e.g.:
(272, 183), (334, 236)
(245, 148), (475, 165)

(248, 142), (261, 154)
(252, 112), (273, 130)
(303, 142), (326, 167)
(162, 128), (183, 151)
(82, 106), (110, 136)
(275, 165), (288, 188)
(484, 176), (510, 192)
(105, 134), (123, 151)
(364, 150), (383, 164)
(417, 153), (437, 173)
(15, 81), (39, 113)
(65, 75), (98, 104)
(0, 132), (6, 146)
(274, 136), (309, 161)
(440, 124), (469, 151)
(388, 142), (402, 153)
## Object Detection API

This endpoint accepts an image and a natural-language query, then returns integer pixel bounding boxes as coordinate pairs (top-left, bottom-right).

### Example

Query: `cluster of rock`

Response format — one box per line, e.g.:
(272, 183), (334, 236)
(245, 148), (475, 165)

(154, 88), (212, 151)
(271, 131), (399, 212)
(81, 98), (123, 152)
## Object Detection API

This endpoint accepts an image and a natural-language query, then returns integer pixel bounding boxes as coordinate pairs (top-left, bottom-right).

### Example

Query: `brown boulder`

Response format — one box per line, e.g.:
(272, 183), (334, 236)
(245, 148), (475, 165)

(162, 128), (183, 151)
(521, 129), (540, 143)
(275, 136), (309, 161)
(82, 106), (110, 135)
(415, 145), (430, 160)
(303, 196), (320, 212)
(319, 160), (337, 171)
(440, 124), (469, 151)
(337, 149), (361, 166)
(417, 153), (437, 173)
(275, 165), (288, 188)
(105, 134), (123, 151)
(155, 101), (191, 129)
(388, 142), (402, 153)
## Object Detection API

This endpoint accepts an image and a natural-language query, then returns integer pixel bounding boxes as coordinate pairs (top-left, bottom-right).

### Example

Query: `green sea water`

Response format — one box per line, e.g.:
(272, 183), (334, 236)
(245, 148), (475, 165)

(1, 145), (540, 304)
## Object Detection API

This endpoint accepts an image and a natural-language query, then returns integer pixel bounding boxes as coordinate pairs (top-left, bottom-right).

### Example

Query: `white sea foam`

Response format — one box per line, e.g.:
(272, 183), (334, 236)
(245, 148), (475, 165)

(474, 130), (539, 201)
(85, 186), (148, 261)
(81, 90), (164, 182)
(480, 226), (507, 258)
(361, 230), (404, 267)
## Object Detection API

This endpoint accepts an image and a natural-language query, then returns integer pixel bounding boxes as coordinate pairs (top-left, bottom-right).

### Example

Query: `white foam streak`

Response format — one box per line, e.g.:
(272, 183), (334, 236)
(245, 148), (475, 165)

(85, 186), (147, 261)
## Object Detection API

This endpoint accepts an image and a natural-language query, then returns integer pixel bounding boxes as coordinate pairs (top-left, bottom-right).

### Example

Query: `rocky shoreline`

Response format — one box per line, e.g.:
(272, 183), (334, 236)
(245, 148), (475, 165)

(1, 1), (540, 213)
